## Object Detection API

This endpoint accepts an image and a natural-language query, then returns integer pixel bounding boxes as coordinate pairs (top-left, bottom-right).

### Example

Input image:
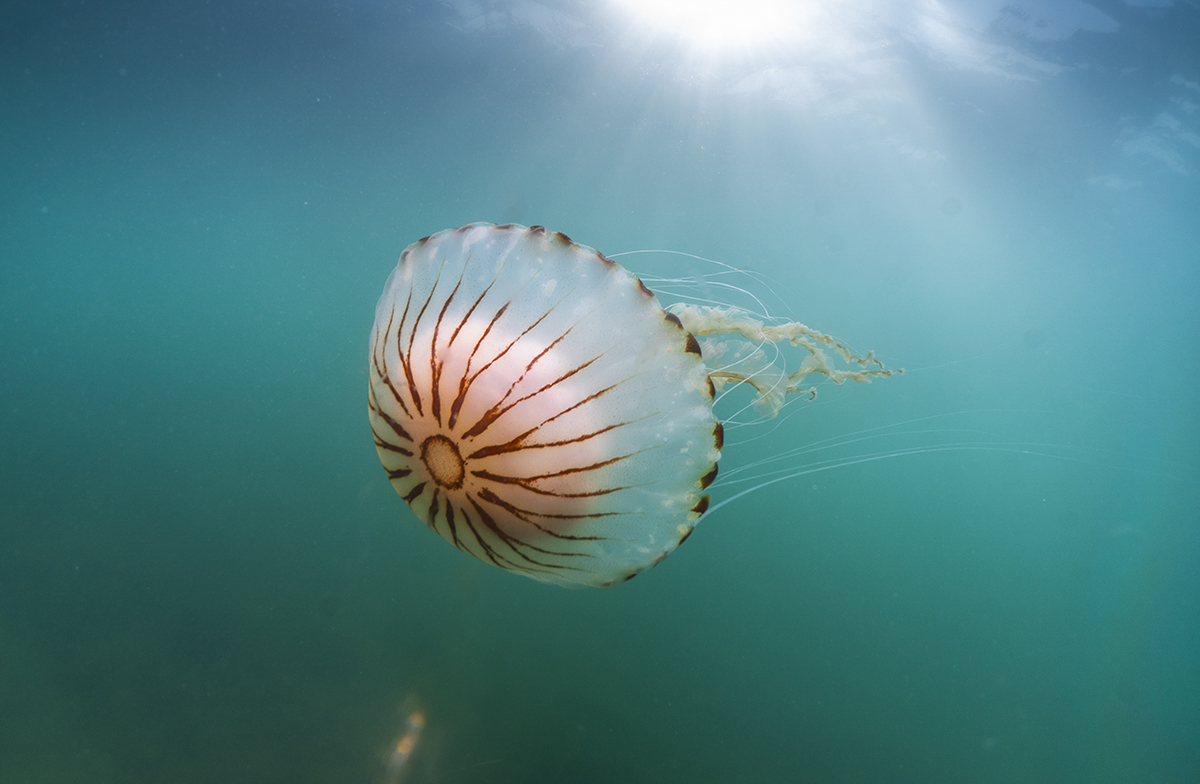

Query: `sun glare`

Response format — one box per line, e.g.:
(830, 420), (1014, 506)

(613, 0), (809, 52)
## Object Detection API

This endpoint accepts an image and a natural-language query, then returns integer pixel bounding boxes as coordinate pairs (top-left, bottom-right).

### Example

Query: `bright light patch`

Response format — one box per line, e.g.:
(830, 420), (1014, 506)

(613, 0), (808, 51)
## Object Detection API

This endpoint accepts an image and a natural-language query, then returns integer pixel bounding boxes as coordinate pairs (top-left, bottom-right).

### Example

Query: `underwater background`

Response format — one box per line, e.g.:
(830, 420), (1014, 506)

(1, 1), (1198, 782)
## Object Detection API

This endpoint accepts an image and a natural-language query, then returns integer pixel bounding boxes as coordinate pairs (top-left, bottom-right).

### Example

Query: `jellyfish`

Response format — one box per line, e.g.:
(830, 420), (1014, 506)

(368, 223), (898, 588)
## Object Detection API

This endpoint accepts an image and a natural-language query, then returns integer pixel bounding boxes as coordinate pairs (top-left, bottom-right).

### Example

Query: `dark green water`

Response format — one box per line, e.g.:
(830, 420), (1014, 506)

(2, 2), (1198, 782)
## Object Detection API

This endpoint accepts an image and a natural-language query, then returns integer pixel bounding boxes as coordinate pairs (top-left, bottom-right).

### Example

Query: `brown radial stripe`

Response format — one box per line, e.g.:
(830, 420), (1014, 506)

(454, 505), (523, 571)
(471, 468), (633, 499)
(474, 485), (621, 525)
(404, 481), (600, 579)
(443, 499), (465, 550)
(468, 450), (641, 496)
(462, 319), (585, 433)
(457, 306), (561, 439)
(371, 432), (413, 457)
(429, 273), (465, 426)
(370, 403), (414, 444)
(373, 308), (412, 419)
(402, 482), (426, 505)
(475, 486), (587, 534)
(394, 288), (424, 417)
(468, 419), (633, 461)
(442, 281), (496, 429)
(465, 380), (626, 461)
(426, 490), (440, 528)
(465, 493), (590, 571)
(446, 281), (494, 350)
(447, 301), (509, 431)
(401, 267), (446, 417)
(462, 347), (604, 442)
(517, 452), (637, 478)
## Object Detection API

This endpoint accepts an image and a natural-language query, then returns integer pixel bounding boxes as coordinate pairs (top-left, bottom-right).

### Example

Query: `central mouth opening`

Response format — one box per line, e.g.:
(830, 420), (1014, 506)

(420, 434), (465, 489)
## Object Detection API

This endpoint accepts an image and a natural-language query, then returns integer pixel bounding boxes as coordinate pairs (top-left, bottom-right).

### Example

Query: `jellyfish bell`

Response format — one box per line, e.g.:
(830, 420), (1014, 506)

(369, 223), (719, 588)
(368, 222), (898, 588)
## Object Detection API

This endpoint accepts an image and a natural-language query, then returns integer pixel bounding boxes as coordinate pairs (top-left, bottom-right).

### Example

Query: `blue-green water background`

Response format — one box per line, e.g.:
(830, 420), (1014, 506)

(2, 1), (1198, 782)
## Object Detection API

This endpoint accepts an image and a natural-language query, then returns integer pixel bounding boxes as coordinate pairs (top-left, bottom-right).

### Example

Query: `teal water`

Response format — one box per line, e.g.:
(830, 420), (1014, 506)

(2, 2), (1198, 782)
